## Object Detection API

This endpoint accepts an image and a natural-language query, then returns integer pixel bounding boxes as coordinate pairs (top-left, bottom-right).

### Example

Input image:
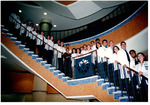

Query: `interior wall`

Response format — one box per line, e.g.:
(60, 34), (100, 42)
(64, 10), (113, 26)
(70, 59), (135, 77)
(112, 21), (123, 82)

(69, 6), (148, 49)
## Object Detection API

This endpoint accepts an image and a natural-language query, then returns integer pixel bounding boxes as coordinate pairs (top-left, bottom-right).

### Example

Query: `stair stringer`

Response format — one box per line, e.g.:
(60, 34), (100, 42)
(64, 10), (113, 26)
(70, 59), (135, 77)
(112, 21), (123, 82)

(1, 33), (119, 102)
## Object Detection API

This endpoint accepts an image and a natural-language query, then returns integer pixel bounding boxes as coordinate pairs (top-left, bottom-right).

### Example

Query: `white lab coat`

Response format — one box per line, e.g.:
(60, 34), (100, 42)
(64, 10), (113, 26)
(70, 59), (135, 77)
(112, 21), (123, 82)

(19, 23), (27, 35)
(57, 46), (65, 58)
(36, 34), (45, 45)
(31, 31), (37, 40)
(97, 45), (107, 63)
(26, 26), (34, 37)
(109, 53), (119, 70)
(91, 45), (97, 64)
(117, 49), (135, 79)
(135, 61), (148, 84)
(106, 46), (113, 64)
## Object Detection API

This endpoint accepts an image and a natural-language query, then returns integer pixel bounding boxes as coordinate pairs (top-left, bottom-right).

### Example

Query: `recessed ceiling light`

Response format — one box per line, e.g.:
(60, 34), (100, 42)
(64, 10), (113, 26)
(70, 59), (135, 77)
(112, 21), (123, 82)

(44, 12), (47, 15)
(19, 10), (22, 13)
(53, 25), (57, 27)
(36, 24), (39, 26)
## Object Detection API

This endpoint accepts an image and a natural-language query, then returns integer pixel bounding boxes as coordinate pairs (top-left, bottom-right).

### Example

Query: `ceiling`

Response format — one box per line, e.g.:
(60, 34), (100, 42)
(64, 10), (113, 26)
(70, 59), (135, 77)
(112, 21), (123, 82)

(7, 0), (128, 30)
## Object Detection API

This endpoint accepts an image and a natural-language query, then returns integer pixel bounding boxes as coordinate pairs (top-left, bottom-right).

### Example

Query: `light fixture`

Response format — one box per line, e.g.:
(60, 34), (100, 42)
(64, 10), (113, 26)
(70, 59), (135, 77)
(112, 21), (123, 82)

(44, 12), (47, 15)
(53, 25), (57, 27)
(36, 24), (39, 26)
(19, 10), (22, 13)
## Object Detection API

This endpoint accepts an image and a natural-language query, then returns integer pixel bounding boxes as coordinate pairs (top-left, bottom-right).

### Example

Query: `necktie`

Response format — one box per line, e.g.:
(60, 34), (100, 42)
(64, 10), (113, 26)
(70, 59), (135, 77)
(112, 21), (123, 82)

(124, 49), (130, 64)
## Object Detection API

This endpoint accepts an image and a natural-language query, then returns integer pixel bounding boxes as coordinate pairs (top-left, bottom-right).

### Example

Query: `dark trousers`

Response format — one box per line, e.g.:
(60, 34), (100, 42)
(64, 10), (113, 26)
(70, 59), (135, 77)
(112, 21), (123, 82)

(43, 49), (48, 61)
(30, 39), (36, 54)
(37, 45), (44, 58)
(64, 58), (72, 78)
(25, 36), (30, 48)
(47, 50), (53, 64)
(103, 62), (108, 78)
(58, 58), (63, 73)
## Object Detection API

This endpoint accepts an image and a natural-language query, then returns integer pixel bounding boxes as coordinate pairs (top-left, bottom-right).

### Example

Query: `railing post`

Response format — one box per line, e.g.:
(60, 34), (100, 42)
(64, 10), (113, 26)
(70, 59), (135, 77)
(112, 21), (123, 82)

(106, 59), (111, 87)
(122, 67), (130, 101)
(117, 64), (123, 96)
(129, 70), (136, 101)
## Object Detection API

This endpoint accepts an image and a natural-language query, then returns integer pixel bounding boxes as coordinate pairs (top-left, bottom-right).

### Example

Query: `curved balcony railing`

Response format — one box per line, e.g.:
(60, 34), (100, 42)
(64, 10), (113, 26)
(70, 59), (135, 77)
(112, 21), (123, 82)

(48, 1), (146, 43)
(3, 8), (148, 101)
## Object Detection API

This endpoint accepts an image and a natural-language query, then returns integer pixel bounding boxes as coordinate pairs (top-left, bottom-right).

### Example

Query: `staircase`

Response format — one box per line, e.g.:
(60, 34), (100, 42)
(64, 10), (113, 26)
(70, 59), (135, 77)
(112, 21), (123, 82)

(1, 27), (134, 102)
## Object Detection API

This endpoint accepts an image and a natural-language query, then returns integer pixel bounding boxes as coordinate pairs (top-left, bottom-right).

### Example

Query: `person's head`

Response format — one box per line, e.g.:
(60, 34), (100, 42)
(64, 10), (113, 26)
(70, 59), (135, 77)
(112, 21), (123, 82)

(66, 44), (70, 48)
(83, 44), (87, 50)
(120, 41), (126, 49)
(109, 40), (114, 47)
(25, 21), (28, 25)
(41, 31), (44, 36)
(50, 36), (54, 41)
(80, 47), (83, 51)
(72, 48), (76, 53)
(34, 27), (37, 31)
(66, 48), (70, 53)
(47, 35), (50, 39)
(90, 41), (94, 46)
(87, 44), (91, 50)
(113, 46), (120, 53)
(129, 50), (136, 59)
(102, 39), (107, 46)
(30, 23), (34, 27)
(96, 42), (101, 49)
(95, 38), (100, 43)
(57, 40), (60, 44)
(60, 41), (64, 47)
(137, 52), (146, 63)
(77, 48), (81, 54)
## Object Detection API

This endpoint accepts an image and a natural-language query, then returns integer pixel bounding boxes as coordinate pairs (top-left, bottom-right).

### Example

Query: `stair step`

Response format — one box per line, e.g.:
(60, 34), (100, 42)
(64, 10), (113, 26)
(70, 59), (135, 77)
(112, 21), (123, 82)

(45, 64), (52, 69)
(1, 25), (4, 29)
(23, 48), (30, 52)
(32, 54), (38, 59)
(102, 82), (110, 90)
(10, 37), (17, 42)
(28, 51), (34, 56)
(15, 41), (21, 46)
(58, 73), (65, 79)
(53, 70), (61, 75)
(67, 75), (98, 86)
(40, 61), (47, 66)
(49, 67), (56, 72)
(119, 96), (134, 102)
(2, 28), (9, 33)
(62, 76), (71, 82)
(113, 91), (127, 100)
(6, 33), (13, 38)
(107, 86), (115, 95)
(19, 44), (26, 49)
(96, 79), (104, 86)
(36, 58), (43, 63)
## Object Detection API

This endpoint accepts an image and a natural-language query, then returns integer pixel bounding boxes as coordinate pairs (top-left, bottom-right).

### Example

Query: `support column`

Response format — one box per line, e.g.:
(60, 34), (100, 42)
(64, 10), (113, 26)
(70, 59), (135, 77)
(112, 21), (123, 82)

(32, 75), (47, 102)
(40, 18), (52, 37)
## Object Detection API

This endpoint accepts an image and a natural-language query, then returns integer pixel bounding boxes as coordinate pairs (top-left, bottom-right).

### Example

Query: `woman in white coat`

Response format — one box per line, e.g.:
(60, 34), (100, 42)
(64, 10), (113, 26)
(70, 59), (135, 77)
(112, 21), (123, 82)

(135, 52), (148, 101)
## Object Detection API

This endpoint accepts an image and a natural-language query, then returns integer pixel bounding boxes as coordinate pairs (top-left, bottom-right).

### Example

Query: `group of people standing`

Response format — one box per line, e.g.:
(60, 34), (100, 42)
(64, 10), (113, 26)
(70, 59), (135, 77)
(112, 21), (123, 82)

(8, 12), (148, 101)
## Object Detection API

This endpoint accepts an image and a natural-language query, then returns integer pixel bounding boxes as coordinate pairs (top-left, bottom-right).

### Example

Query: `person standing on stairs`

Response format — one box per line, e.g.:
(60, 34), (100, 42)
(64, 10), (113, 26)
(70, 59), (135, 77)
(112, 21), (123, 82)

(98, 39), (108, 79)
(47, 36), (54, 65)
(53, 40), (60, 68)
(43, 35), (50, 61)
(106, 40), (114, 83)
(36, 31), (45, 58)
(57, 41), (65, 73)
(26, 23), (34, 48)
(117, 41), (135, 92)
(64, 48), (72, 78)
(31, 27), (38, 54)
(19, 21), (28, 44)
